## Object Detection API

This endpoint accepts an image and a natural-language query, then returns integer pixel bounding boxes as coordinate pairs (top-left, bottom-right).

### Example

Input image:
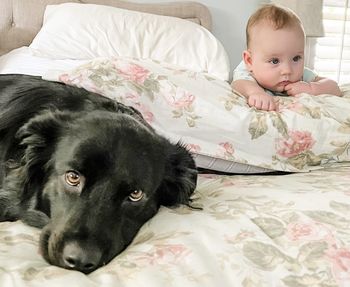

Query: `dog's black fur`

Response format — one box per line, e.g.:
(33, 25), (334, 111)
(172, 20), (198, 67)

(0, 74), (197, 273)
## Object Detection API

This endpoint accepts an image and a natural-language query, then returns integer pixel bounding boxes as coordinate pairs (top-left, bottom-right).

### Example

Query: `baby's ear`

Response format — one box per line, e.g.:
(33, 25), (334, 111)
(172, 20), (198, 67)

(243, 50), (253, 71)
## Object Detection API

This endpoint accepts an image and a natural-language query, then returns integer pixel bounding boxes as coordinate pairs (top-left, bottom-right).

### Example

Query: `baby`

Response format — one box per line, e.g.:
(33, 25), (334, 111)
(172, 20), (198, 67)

(232, 4), (342, 111)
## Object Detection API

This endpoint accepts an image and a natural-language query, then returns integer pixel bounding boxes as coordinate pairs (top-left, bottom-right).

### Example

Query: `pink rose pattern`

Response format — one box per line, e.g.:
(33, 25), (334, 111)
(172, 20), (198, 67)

(163, 90), (198, 126)
(134, 244), (191, 266)
(286, 220), (336, 244)
(124, 93), (154, 123)
(116, 63), (150, 84)
(327, 247), (350, 286)
(166, 92), (195, 109)
(59, 73), (102, 94)
(216, 142), (235, 160)
(276, 130), (315, 158)
(162, 90), (195, 112)
(286, 219), (350, 286)
(187, 144), (201, 153)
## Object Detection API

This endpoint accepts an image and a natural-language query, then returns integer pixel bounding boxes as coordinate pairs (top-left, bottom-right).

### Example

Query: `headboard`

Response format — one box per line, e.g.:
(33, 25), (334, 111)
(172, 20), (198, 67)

(0, 0), (212, 56)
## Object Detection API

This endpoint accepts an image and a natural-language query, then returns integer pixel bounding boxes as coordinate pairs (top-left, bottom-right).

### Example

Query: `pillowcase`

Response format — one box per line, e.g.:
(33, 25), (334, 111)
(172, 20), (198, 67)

(29, 3), (230, 81)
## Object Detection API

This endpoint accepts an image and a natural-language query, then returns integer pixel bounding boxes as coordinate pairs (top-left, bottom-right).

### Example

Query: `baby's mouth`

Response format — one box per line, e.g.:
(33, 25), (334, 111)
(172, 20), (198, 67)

(279, 80), (291, 87)
(278, 81), (291, 92)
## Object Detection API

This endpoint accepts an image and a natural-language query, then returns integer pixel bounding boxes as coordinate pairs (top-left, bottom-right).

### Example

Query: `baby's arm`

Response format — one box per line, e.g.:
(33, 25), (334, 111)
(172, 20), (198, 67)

(232, 79), (278, 111)
(285, 77), (342, 97)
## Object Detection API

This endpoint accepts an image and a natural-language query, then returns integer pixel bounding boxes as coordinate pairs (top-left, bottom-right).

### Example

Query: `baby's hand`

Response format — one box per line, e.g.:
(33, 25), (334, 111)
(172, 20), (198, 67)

(248, 92), (278, 111)
(285, 81), (313, 96)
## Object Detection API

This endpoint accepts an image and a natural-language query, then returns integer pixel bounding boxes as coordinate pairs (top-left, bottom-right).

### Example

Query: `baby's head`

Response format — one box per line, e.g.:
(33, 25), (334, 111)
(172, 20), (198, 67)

(246, 4), (304, 49)
(244, 4), (306, 92)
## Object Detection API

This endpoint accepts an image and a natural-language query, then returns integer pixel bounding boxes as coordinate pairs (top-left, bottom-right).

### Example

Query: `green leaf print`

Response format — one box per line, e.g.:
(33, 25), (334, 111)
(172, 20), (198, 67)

(330, 200), (350, 214)
(94, 66), (114, 77)
(330, 140), (349, 148)
(304, 210), (350, 229)
(251, 217), (285, 238)
(270, 112), (288, 138)
(338, 118), (350, 133)
(249, 112), (268, 140)
(285, 151), (322, 170)
(184, 105), (194, 113)
(304, 106), (321, 119)
(224, 92), (246, 110)
(284, 153), (309, 170)
(330, 140), (350, 157)
(297, 241), (328, 270)
(89, 73), (110, 88)
(282, 273), (337, 287)
(186, 117), (196, 127)
(172, 109), (183, 118)
(305, 151), (323, 166)
(22, 267), (41, 281)
(243, 241), (293, 271)
(242, 277), (260, 287)
(224, 100), (233, 111)
(156, 75), (168, 81)
(204, 75), (217, 81)
(124, 80), (156, 101)
(143, 78), (160, 94)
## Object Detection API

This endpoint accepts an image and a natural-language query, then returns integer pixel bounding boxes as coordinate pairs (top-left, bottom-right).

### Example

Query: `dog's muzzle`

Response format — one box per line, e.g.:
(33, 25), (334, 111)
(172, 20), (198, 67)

(61, 240), (102, 273)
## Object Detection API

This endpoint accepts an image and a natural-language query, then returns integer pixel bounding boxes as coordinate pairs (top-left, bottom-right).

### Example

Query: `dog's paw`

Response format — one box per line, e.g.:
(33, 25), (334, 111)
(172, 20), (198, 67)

(0, 194), (20, 222)
(21, 210), (50, 228)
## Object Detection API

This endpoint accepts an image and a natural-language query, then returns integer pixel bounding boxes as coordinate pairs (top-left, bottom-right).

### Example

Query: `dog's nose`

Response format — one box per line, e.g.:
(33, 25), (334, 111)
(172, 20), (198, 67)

(62, 241), (102, 273)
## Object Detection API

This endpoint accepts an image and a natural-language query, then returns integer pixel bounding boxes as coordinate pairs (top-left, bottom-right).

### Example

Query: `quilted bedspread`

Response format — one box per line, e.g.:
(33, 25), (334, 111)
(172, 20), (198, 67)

(1, 166), (350, 286)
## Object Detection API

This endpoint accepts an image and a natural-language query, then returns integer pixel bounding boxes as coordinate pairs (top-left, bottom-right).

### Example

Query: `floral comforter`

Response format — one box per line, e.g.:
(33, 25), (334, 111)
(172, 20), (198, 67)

(44, 57), (350, 172)
(1, 166), (350, 287)
(1, 57), (349, 287)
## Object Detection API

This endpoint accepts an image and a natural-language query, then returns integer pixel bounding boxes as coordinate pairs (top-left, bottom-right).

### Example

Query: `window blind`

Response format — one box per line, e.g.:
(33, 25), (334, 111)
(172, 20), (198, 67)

(314, 0), (350, 84)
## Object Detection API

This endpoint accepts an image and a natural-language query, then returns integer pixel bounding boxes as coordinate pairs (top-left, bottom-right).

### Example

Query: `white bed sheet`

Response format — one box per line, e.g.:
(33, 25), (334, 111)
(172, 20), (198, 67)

(0, 47), (88, 77)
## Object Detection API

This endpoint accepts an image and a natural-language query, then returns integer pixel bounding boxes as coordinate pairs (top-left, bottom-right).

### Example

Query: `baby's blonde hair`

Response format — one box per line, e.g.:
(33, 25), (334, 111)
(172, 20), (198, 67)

(246, 4), (304, 48)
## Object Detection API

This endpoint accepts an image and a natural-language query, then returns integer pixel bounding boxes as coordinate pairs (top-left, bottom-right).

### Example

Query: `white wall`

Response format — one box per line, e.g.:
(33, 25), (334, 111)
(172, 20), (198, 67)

(132, 0), (263, 76)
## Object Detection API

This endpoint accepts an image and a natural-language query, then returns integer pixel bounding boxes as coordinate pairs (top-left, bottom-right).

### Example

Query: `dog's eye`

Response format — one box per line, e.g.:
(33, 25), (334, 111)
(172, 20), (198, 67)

(128, 190), (144, 202)
(65, 171), (81, 186)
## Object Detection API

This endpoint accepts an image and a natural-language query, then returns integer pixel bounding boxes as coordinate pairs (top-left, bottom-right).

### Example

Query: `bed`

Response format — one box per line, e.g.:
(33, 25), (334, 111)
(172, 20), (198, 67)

(1, 1), (350, 286)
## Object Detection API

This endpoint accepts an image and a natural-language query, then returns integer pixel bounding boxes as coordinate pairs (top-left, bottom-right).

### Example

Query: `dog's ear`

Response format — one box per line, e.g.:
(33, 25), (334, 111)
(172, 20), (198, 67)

(16, 111), (72, 182)
(157, 143), (197, 207)
(17, 111), (70, 152)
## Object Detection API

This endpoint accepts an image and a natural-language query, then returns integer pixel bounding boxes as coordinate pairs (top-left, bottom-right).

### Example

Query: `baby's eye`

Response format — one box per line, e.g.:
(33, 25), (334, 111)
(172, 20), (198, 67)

(269, 58), (279, 65)
(293, 55), (302, 62)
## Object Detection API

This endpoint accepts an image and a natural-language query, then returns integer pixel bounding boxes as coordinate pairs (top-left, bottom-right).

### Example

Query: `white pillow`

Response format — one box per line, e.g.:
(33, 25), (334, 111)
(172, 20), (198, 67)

(29, 3), (230, 81)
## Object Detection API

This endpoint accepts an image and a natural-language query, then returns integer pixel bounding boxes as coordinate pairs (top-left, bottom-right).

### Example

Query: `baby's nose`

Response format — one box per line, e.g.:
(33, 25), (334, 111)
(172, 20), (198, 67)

(281, 62), (292, 75)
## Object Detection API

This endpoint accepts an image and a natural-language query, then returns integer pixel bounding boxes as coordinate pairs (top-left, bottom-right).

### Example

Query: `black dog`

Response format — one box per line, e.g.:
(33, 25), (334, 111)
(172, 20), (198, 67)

(0, 74), (197, 273)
